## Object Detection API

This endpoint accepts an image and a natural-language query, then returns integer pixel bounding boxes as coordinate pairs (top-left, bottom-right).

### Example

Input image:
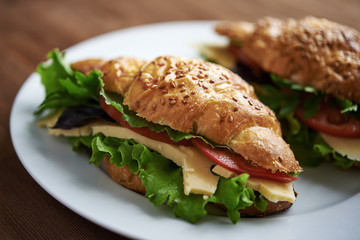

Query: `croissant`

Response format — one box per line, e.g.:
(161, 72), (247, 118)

(215, 16), (360, 104)
(118, 56), (301, 173)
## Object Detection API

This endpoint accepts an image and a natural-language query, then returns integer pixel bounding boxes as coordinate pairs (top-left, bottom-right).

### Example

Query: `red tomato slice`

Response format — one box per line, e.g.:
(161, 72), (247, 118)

(191, 138), (298, 183)
(99, 96), (192, 146)
(295, 101), (360, 138)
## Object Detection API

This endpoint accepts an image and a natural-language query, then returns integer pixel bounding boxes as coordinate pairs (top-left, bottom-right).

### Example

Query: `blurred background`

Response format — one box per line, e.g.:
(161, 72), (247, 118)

(1, 0), (359, 239)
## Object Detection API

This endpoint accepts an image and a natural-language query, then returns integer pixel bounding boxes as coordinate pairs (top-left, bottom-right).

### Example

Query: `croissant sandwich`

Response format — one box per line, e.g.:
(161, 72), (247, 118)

(35, 49), (302, 224)
(213, 16), (360, 169)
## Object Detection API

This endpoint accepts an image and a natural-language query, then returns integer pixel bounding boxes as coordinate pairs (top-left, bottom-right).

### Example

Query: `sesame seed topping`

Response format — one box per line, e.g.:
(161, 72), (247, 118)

(135, 101), (140, 107)
(162, 90), (168, 94)
(233, 107), (238, 112)
(248, 100), (253, 106)
(159, 84), (166, 89)
(202, 85), (208, 90)
(170, 82), (176, 88)
(151, 85), (158, 89)
(209, 79), (215, 84)
(220, 112), (227, 118)
(243, 95), (248, 99)
(191, 91), (195, 95)
(228, 115), (234, 122)
(179, 82), (185, 87)
(152, 104), (157, 110)
(232, 97), (238, 102)
(142, 104), (147, 111)
(180, 89), (186, 93)
(169, 99), (177, 105)
(161, 98), (165, 105)
(184, 94), (190, 98)
(255, 105), (261, 110)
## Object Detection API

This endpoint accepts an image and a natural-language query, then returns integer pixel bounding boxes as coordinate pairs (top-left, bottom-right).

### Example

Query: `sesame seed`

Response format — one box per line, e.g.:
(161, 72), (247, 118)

(209, 79), (215, 84)
(191, 91), (195, 95)
(169, 99), (177, 105)
(152, 104), (157, 110)
(179, 82), (185, 87)
(151, 85), (158, 89)
(222, 73), (229, 80)
(220, 112), (227, 118)
(255, 105), (261, 110)
(184, 94), (190, 98)
(248, 100), (253, 106)
(135, 101), (140, 107)
(202, 85), (208, 90)
(142, 104), (147, 110)
(197, 73), (205, 78)
(162, 90), (168, 94)
(170, 82), (176, 88)
(161, 98), (165, 105)
(232, 97), (238, 102)
(180, 89), (186, 93)
(181, 99), (188, 105)
(159, 84), (166, 89)
(228, 115), (234, 122)
(243, 95), (248, 99)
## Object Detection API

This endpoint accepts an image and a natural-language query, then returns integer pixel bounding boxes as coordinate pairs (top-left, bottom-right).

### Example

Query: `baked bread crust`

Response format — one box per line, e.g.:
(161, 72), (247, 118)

(124, 56), (301, 173)
(103, 157), (293, 216)
(71, 57), (146, 95)
(216, 16), (360, 104)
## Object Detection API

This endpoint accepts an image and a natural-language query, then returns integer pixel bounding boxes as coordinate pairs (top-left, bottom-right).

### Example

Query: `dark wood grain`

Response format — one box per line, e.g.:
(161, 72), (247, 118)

(1, 0), (360, 239)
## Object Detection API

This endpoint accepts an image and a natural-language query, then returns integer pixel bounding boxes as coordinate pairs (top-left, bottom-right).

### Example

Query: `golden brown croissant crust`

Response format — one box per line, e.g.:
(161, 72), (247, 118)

(124, 56), (301, 173)
(216, 16), (360, 104)
(103, 158), (293, 217)
(72, 57), (146, 95)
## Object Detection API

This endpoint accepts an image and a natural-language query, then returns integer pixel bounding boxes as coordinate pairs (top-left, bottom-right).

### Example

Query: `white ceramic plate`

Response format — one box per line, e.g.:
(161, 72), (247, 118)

(10, 21), (360, 240)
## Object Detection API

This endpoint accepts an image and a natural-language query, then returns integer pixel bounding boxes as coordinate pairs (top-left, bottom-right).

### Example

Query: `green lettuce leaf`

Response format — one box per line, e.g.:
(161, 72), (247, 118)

(68, 134), (268, 223)
(99, 88), (196, 142)
(34, 49), (103, 115)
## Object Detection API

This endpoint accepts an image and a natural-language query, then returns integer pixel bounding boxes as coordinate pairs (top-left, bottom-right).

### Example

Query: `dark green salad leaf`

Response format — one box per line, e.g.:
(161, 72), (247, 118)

(256, 74), (358, 169)
(35, 49), (103, 115)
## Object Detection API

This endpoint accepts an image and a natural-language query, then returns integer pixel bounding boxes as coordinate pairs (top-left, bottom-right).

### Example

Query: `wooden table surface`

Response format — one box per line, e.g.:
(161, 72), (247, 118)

(2, 0), (360, 239)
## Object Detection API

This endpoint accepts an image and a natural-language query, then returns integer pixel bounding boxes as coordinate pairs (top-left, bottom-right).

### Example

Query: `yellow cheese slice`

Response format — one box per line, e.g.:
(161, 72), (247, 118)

(320, 133), (360, 161)
(212, 165), (296, 203)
